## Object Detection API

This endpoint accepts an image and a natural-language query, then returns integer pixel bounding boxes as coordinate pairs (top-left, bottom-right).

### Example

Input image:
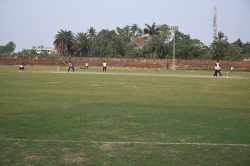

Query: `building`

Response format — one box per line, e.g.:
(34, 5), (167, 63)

(31, 46), (56, 54)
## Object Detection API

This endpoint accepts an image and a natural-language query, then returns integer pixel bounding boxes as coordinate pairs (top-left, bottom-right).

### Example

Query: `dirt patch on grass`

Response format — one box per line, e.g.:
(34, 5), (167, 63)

(14, 142), (25, 147)
(99, 143), (113, 150)
(25, 155), (42, 160)
(62, 152), (87, 164)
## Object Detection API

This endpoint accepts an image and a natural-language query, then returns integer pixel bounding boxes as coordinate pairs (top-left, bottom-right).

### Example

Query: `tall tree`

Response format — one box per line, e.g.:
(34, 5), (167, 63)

(217, 31), (227, 40)
(144, 36), (166, 59)
(169, 39), (206, 59)
(143, 22), (161, 36)
(232, 38), (242, 48)
(73, 32), (91, 57)
(159, 24), (172, 42)
(210, 31), (229, 60)
(174, 31), (191, 42)
(88, 27), (97, 39)
(53, 29), (74, 57)
(229, 44), (242, 61)
(130, 24), (142, 38)
(242, 41), (250, 55)
(6, 41), (16, 52)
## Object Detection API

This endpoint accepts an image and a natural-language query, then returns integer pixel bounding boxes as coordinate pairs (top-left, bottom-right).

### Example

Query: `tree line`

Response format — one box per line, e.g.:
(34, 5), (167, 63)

(1, 23), (250, 61)
(53, 23), (250, 60)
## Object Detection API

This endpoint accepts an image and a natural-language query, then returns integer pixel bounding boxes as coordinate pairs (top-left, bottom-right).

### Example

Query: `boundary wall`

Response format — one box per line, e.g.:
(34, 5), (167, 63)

(0, 55), (250, 71)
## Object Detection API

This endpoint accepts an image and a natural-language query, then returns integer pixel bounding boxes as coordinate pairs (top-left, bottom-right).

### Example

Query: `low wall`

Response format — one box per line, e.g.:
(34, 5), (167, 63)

(0, 55), (250, 71)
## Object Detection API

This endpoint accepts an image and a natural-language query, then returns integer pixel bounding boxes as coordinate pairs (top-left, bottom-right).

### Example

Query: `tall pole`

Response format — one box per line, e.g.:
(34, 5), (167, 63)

(213, 6), (217, 41)
(173, 32), (175, 69)
(171, 26), (178, 69)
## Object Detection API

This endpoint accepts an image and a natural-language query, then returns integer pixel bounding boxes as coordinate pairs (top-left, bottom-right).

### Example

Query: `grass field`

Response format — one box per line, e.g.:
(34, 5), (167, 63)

(0, 66), (250, 165)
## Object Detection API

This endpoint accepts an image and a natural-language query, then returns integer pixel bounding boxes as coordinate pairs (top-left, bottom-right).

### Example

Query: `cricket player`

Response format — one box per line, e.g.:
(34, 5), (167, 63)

(68, 61), (75, 73)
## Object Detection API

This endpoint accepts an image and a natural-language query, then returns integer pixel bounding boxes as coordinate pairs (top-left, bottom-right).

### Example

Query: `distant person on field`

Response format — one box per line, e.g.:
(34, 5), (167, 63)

(103, 61), (107, 72)
(214, 64), (219, 77)
(216, 60), (223, 77)
(231, 67), (233, 73)
(68, 61), (75, 73)
(84, 62), (88, 69)
(19, 63), (24, 71)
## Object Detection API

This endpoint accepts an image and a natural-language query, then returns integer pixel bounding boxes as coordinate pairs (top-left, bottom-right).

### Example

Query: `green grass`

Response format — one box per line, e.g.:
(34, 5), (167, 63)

(0, 66), (250, 165)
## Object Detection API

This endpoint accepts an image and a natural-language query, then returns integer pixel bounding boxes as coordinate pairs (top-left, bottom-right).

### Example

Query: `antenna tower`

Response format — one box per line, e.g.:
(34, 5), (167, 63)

(213, 6), (217, 40)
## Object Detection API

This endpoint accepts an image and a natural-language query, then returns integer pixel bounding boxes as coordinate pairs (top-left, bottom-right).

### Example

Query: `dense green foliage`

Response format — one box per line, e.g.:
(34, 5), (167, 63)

(0, 66), (250, 165)
(0, 41), (16, 55)
(2, 24), (250, 60)
(52, 24), (250, 61)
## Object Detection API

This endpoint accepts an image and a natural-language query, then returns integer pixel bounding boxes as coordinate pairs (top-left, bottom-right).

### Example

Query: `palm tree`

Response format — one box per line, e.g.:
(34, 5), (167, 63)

(210, 31), (229, 60)
(131, 24), (139, 38)
(88, 27), (96, 39)
(217, 31), (228, 41)
(73, 32), (91, 57)
(143, 22), (161, 36)
(53, 30), (74, 57)
(71, 43), (79, 56)
(124, 25), (132, 38)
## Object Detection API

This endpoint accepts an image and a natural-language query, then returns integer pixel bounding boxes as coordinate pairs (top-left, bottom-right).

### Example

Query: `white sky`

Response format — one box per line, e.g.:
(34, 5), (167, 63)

(0, 0), (250, 51)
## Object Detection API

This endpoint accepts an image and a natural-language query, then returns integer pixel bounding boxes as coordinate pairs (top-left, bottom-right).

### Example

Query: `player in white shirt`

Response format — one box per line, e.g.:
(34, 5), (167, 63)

(103, 61), (107, 72)
(67, 61), (75, 73)
(216, 60), (222, 77)
(85, 62), (88, 69)
(19, 63), (24, 71)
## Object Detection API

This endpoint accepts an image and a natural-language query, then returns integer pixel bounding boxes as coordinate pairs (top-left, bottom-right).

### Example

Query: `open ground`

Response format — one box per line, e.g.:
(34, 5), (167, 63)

(0, 66), (250, 165)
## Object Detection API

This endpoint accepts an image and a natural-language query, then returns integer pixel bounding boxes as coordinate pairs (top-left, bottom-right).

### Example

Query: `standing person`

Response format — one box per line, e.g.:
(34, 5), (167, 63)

(231, 67), (233, 73)
(216, 60), (223, 77)
(19, 63), (24, 71)
(68, 61), (75, 73)
(214, 64), (219, 77)
(103, 61), (107, 72)
(85, 62), (88, 69)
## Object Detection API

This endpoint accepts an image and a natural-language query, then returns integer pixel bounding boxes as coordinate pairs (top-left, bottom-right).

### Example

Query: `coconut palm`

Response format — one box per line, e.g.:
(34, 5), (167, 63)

(210, 31), (229, 60)
(217, 31), (228, 41)
(88, 27), (96, 39)
(131, 24), (141, 38)
(53, 30), (74, 56)
(143, 22), (161, 36)
(73, 32), (91, 57)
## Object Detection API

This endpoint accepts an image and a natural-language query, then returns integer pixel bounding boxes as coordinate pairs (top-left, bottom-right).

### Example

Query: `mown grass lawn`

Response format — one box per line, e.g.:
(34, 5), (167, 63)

(0, 66), (250, 165)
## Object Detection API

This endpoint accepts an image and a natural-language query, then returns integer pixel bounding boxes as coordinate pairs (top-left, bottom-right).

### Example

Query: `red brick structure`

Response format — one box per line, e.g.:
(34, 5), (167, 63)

(1, 55), (249, 71)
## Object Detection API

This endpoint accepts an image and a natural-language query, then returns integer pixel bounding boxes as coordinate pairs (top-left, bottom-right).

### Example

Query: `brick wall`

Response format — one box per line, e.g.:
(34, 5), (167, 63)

(0, 55), (250, 71)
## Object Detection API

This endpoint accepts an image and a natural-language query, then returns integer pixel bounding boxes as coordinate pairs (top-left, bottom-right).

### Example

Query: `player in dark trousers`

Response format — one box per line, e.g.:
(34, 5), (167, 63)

(216, 60), (223, 77)
(214, 64), (219, 77)
(103, 61), (106, 72)
(84, 62), (88, 69)
(19, 63), (24, 71)
(68, 61), (75, 73)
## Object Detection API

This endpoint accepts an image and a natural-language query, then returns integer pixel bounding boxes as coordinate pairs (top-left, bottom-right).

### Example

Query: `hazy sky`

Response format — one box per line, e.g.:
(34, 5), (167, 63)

(0, 0), (249, 51)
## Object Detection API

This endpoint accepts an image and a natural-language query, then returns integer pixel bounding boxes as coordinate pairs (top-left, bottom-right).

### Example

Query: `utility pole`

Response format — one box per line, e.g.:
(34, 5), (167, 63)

(171, 26), (178, 69)
(213, 6), (217, 41)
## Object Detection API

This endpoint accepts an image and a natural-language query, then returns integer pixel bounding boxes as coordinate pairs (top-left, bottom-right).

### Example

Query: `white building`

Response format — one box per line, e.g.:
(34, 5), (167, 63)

(31, 46), (56, 54)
